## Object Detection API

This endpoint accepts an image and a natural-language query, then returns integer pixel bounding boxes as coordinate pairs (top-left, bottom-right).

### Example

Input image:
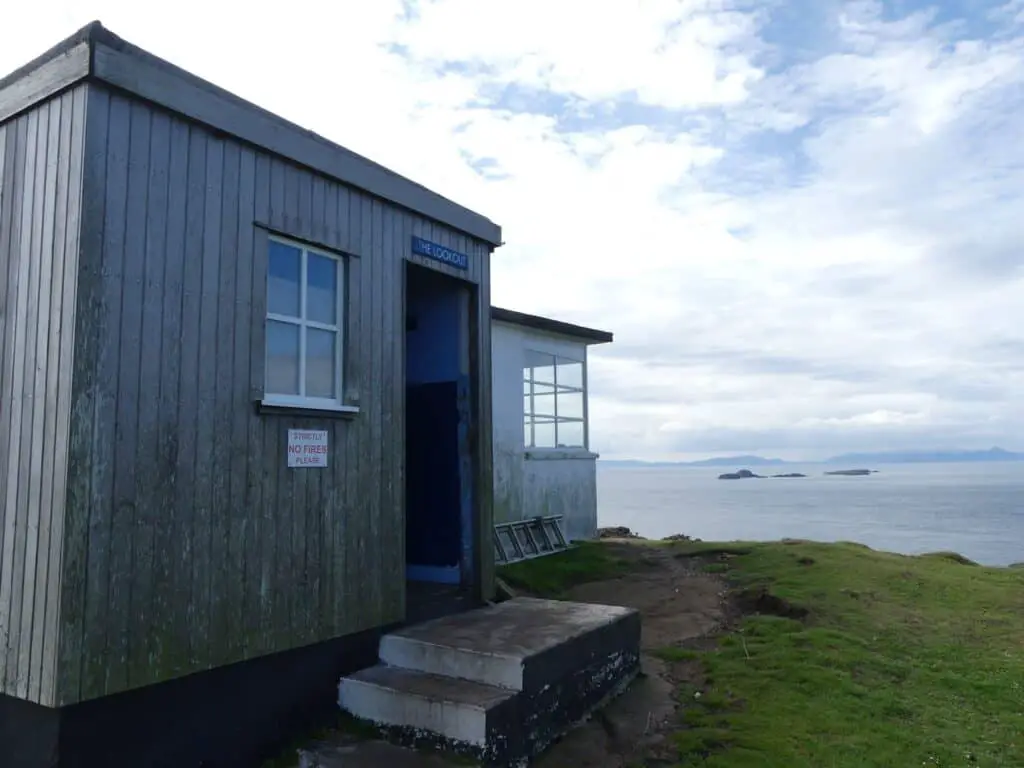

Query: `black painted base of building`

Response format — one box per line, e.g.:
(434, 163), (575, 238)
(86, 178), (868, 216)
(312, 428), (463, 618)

(3, 628), (379, 768)
(2, 587), (476, 768)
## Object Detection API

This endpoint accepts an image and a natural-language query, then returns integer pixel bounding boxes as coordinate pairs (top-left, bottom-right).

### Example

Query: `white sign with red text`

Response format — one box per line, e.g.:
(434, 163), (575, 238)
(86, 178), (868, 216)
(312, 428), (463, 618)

(287, 429), (329, 468)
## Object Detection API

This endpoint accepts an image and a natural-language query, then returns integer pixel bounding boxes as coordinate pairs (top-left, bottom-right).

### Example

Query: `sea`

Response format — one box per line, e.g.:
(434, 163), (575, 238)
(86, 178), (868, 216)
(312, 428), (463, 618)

(597, 462), (1024, 567)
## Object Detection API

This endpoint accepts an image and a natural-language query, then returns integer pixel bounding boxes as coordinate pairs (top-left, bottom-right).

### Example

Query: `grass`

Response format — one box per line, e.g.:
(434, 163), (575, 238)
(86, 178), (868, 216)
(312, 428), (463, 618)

(498, 540), (632, 596)
(504, 539), (1024, 768)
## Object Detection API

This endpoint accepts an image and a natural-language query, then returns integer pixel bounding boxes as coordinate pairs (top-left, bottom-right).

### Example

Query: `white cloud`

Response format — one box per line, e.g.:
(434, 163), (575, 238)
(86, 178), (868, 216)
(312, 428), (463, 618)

(392, 0), (766, 109)
(3, 0), (1022, 461)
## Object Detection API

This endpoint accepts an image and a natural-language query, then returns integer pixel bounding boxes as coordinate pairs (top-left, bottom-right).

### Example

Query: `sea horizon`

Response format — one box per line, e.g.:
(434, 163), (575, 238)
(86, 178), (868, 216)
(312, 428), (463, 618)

(596, 460), (1024, 567)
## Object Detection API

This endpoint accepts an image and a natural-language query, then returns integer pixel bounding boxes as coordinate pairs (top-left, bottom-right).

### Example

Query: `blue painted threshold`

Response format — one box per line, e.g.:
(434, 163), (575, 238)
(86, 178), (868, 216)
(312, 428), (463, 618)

(406, 565), (461, 584)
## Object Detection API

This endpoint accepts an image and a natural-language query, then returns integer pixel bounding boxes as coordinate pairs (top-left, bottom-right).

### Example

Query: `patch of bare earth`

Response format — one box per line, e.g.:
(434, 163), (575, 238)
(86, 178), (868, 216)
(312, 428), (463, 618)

(532, 541), (731, 768)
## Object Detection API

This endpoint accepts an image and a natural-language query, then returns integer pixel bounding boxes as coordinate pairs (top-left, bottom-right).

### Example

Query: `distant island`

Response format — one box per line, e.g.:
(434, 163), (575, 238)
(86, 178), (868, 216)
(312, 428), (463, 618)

(718, 469), (872, 480)
(603, 447), (1024, 468)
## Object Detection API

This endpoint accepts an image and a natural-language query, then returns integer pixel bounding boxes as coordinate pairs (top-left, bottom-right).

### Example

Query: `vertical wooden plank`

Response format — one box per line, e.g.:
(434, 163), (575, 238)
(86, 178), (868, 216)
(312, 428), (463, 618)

(269, 156), (286, 233)
(333, 183), (353, 636)
(250, 154), (271, 654)
(379, 205), (398, 623)
(476, 243), (496, 601)
(210, 140), (239, 667)
(27, 95), (64, 704)
(176, 124), (205, 676)
(344, 192), (367, 634)
(0, 124), (8, 643)
(0, 119), (13, 693)
(83, 88), (126, 700)
(0, 118), (6, 359)
(271, 415), (291, 649)
(150, 113), (189, 683)
(390, 211), (406, 621)
(42, 87), (85, 706)
(193, 134), (224, 670)
(233, 147), (256, 659)
(20, 98), (57, 701)
(106, 99), (150, 695)
(5, 108), (39, 694)
(0, 116), (23, 691)
(368, 198), (385, 627)
(127, 107), (170, 689)
(60, 85), (110, 705)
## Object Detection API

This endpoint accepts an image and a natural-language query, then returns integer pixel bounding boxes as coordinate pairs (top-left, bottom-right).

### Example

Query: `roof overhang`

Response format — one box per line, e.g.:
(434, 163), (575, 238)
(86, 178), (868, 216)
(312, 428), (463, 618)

(491, 306), (613, 345)
(0, 22), (503, 247)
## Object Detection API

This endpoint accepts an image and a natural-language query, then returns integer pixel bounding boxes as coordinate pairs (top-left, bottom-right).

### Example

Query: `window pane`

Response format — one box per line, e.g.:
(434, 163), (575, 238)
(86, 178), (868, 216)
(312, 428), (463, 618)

(523, 394), (532, 418)
(266, 321), (300, 395)
(524, 419), (532, 447)
(268, 241), (301, 317)
(533, 422), (556, 447)
(306, 328), (336, 398)
(532, 364), (556, 387)
(556, 359), (583, 389)
(533, 392), (556, 419)
(558, 390), (584, 420)
(557, 421), (584, 448)
(307, 253), (338, 325)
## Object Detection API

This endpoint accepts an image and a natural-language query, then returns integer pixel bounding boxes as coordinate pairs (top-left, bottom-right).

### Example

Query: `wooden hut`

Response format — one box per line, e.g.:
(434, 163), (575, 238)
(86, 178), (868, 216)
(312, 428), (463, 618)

(0, 21), (501, 767)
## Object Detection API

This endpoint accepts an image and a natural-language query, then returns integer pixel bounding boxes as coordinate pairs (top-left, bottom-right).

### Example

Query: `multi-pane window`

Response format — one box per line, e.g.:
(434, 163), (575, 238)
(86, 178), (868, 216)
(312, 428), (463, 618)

(264, 236), (346, 408)
(523, 350), (587, 449)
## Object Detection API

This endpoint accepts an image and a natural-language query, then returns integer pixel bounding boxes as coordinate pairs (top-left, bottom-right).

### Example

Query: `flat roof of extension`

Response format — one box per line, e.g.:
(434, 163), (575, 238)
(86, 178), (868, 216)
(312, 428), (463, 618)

(491, 307), (614, 345)
(0, 21), (503, 246)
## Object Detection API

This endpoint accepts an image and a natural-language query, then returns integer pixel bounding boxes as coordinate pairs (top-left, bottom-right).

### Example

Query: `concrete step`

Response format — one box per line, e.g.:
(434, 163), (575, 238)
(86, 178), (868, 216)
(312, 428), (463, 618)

(379, 596), (639, 692)
(337, 665), (517, 753)
(340, 597), (642, 765)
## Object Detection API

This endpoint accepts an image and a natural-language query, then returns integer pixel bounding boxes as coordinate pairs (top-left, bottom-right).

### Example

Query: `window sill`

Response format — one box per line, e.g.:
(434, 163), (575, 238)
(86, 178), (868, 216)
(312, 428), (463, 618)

(256, 399), (360, 420)
(524, 448), (599, 461)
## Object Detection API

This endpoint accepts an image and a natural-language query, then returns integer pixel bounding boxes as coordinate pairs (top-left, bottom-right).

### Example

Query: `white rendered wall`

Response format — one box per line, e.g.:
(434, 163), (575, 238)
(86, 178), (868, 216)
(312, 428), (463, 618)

(491, 321), (599, 541)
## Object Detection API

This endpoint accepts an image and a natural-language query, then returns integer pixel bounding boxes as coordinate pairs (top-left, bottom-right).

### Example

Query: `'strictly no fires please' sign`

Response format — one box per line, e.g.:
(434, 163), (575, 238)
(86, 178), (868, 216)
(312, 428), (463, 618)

(287, 429), (329, 467)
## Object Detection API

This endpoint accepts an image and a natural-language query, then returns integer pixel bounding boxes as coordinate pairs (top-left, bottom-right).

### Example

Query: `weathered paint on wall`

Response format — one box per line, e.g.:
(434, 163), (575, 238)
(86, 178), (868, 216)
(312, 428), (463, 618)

(0, 86), (87, 707)
(491, 322), (525, 527)
(51, 84), (495, 706)
(522, 455), (599, 543)
(491, 321), (600, 542)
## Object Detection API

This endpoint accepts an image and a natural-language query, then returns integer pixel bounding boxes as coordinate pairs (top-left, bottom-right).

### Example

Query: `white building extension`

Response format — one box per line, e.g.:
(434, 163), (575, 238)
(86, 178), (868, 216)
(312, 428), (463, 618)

(491, 308), (614, 543)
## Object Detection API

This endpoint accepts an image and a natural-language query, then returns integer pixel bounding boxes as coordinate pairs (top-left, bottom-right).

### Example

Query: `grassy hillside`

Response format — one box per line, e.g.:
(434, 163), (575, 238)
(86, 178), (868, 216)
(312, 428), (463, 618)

(501, 539), (1024, 767)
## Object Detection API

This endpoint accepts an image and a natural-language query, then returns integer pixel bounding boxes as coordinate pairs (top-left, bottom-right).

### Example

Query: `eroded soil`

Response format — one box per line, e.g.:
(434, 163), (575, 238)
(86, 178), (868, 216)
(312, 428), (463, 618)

(532, 541), (730, 767)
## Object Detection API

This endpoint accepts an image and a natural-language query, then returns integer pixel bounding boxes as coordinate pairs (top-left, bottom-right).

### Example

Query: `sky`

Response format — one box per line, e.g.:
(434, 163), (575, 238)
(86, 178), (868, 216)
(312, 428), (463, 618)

(2, 1), (1023, 461)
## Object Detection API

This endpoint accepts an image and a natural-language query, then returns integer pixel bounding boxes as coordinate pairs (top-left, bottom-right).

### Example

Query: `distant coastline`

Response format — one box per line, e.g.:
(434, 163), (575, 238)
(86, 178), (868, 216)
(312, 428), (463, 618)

(601, 447), (1024, 468)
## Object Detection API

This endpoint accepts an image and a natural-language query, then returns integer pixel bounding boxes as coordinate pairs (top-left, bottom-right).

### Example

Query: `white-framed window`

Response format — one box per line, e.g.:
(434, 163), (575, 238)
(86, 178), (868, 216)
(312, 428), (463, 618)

(523, 350), (587, 449)
(263, 235), (348, 410)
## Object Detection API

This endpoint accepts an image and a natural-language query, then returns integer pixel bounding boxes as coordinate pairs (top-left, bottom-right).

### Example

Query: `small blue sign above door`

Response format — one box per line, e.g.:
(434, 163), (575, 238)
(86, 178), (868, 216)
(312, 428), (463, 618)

(411, 236), (469, 271)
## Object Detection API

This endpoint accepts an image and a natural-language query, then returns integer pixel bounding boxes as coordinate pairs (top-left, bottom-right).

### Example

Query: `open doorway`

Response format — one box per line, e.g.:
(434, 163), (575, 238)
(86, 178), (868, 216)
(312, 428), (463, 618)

(404, 262), (474, 599)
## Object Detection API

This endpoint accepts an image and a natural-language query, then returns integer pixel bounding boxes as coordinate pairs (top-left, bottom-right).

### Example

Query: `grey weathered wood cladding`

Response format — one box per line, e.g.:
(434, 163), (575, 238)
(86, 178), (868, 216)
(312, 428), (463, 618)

(0, 86), (87, 706)
(2, 22), (500, 709)
(46, 85), (495, 705)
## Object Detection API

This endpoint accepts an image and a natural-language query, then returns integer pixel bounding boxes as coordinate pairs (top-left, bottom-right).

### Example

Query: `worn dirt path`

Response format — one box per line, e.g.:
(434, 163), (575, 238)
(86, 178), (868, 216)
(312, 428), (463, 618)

(532, 541), (728, 767)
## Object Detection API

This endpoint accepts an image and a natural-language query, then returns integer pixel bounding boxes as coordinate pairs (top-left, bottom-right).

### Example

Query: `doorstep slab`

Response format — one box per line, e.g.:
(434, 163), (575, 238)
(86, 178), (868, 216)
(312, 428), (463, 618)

(338, 665), (518, 749)
(379, 597), (640, 691)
